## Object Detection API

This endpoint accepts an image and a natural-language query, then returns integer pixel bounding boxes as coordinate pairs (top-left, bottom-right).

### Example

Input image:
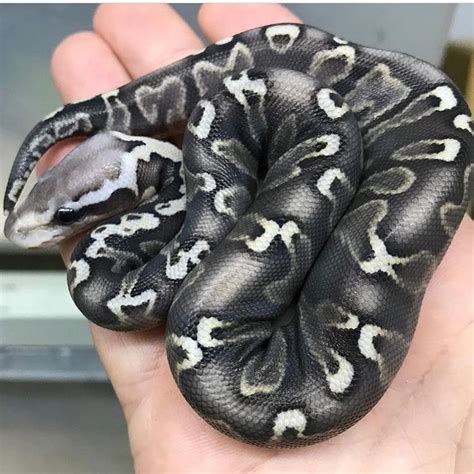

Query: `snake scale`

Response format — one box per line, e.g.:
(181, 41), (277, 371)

(4, 23), (473, 447)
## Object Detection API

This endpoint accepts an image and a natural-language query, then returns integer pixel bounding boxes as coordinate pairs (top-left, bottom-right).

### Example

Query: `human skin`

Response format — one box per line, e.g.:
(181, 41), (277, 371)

(34, 4), (473, 473)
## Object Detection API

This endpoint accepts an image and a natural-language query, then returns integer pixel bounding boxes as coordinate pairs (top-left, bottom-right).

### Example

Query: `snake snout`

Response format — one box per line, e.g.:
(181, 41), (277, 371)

(4, 211), (21, 244)
(4, 210), (58, 248)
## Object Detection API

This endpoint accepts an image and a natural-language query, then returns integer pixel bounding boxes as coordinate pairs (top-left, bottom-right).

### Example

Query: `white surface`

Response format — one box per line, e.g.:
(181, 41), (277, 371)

(0, 271), (93, 346)
(0, 382), (132, 474)
(1, 271), (82, 320)
(449, 3), (474, 41)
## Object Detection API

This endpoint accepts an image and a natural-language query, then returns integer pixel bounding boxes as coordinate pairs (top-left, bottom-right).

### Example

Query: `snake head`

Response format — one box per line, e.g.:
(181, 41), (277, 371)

(4, 132), (142, 248)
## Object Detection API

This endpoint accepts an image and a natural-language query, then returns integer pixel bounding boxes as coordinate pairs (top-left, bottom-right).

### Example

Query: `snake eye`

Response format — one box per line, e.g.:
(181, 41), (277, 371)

(54, 207), (79, 225)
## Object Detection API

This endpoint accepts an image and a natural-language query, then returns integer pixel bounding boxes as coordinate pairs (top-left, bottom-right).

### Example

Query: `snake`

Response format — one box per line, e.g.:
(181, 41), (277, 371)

(3, 23), (473, 447)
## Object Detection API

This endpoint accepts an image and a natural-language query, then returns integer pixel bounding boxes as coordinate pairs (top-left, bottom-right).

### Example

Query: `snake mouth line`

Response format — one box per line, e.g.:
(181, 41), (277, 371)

(4, 214), (62, 248)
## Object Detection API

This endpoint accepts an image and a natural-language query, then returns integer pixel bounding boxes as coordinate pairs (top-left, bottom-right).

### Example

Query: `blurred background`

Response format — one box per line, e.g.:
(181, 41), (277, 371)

(0, 4), (472, 473)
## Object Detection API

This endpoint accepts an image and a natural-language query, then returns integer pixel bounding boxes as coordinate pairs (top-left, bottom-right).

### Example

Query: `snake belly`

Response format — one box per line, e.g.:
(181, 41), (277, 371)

(3, 24), (473, 447)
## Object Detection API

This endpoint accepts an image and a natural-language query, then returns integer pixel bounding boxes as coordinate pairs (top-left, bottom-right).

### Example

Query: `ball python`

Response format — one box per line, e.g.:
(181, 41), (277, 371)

(3, 23), (473, 447)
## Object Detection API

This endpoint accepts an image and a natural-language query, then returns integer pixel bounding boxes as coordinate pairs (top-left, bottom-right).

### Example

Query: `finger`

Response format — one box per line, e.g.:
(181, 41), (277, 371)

(93, 4), (204, 78)
(37, 31), (131, 177)
(198, 3), (301, 42)
(45, 31), (131, 262)
(51, 31), (131, 103)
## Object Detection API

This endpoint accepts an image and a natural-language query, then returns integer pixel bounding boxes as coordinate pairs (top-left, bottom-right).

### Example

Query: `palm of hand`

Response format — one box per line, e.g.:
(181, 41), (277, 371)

(39, 4), (473, 473)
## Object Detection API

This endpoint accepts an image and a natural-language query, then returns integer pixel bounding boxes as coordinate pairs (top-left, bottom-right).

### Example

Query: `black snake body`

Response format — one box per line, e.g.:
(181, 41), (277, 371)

(4, 24), (473, 447)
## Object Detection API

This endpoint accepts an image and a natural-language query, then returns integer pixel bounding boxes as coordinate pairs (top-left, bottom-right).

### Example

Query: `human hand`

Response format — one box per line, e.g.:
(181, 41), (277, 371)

(37, 4), (473, 472)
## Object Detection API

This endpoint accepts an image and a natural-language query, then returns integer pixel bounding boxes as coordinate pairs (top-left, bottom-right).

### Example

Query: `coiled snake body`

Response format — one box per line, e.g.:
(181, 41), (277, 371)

(4, 24), (473, 447)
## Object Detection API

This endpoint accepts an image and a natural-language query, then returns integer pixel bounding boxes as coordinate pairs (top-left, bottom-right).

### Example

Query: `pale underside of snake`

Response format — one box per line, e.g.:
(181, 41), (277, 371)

(3, 23), (473, 447)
